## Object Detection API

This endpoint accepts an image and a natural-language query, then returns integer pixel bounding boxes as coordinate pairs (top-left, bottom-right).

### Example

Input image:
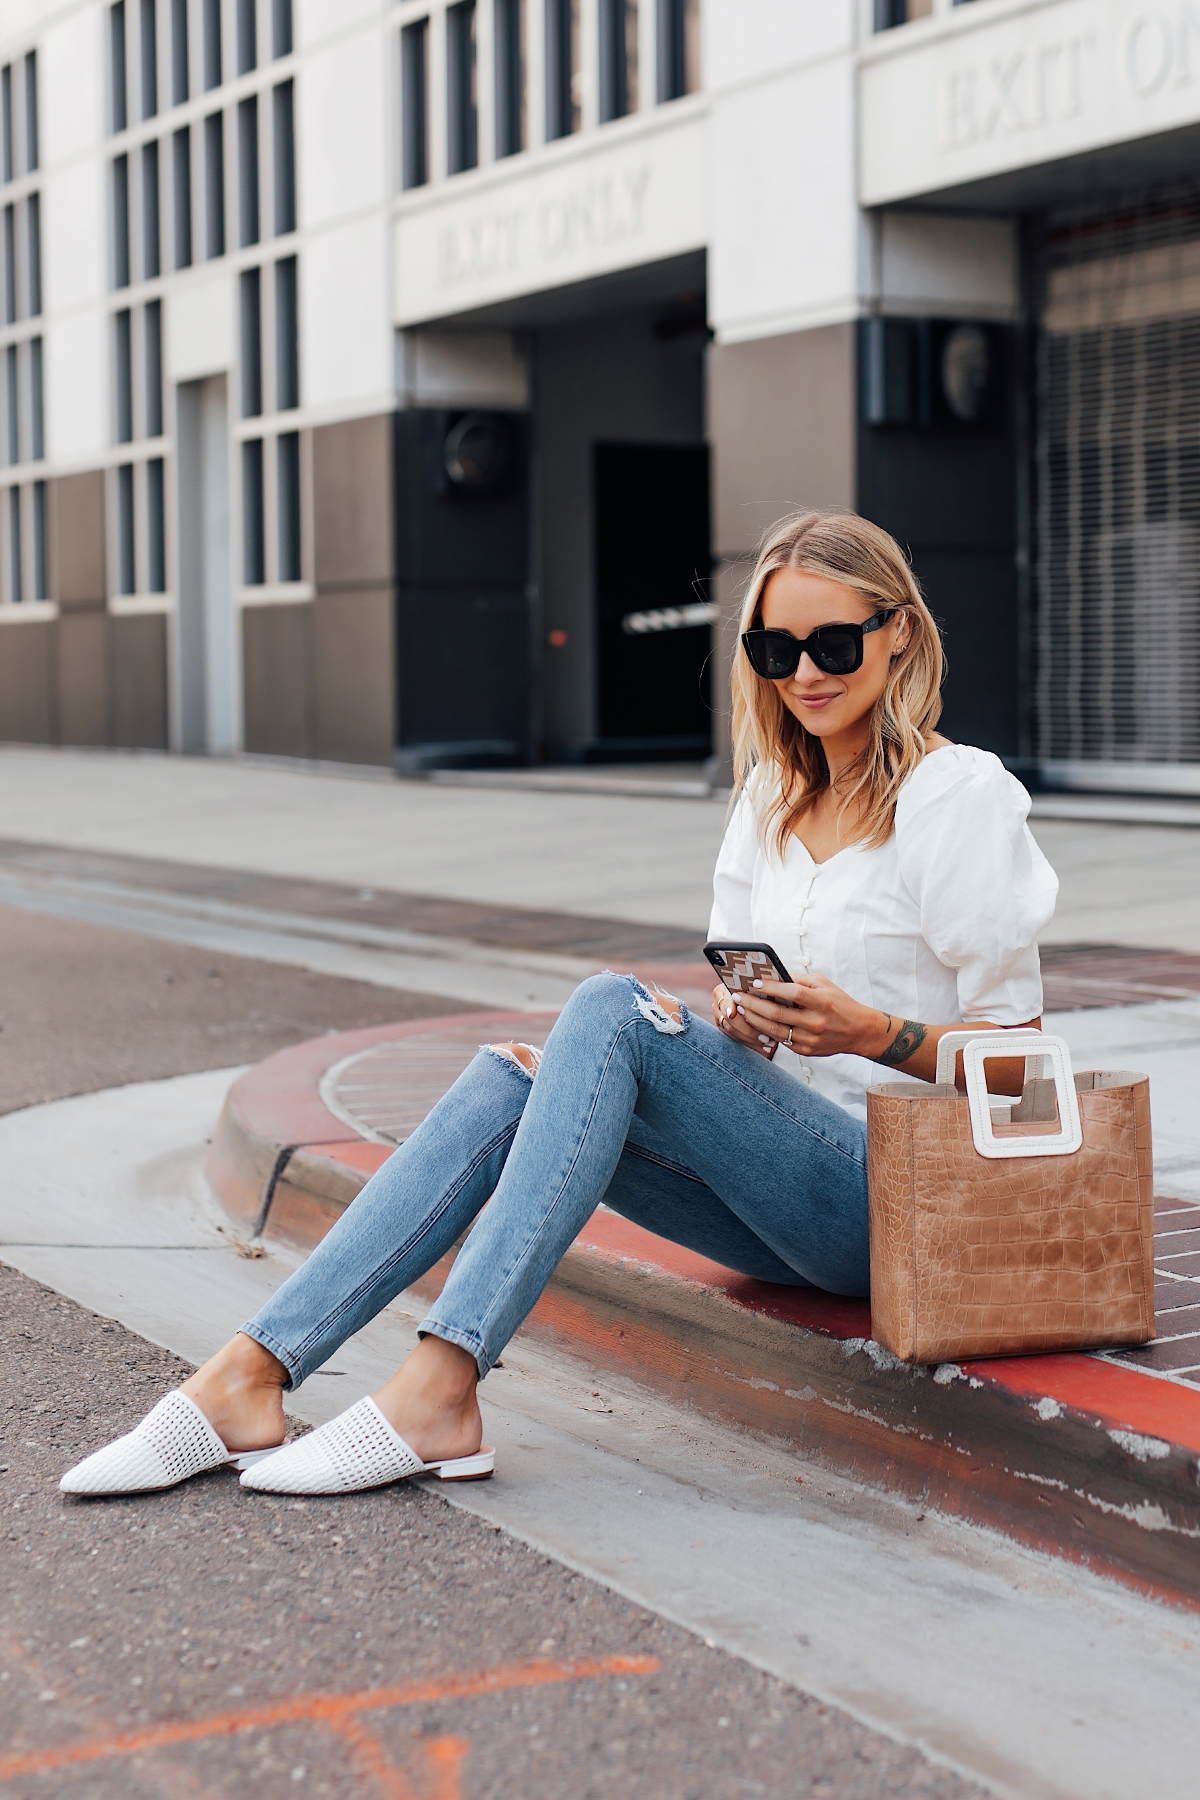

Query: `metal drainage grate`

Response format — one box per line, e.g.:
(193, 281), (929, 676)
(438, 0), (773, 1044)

(319, 1023), (550, 1146)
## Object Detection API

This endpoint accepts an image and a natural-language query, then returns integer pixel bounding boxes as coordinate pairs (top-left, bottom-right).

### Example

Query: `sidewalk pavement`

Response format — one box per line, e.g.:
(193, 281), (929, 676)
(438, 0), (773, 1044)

(2, 831), (1199, 1193)
(2, 746), (1200, 949)
(7, 750), (1200, 1793)
(201, 1009), (1200, 1613)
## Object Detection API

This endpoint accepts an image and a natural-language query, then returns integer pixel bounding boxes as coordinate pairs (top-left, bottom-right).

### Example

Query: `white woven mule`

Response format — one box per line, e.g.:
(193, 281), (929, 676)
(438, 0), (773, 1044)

(59, 1390), (280, 1495)
(239, 1395), (495, 1495)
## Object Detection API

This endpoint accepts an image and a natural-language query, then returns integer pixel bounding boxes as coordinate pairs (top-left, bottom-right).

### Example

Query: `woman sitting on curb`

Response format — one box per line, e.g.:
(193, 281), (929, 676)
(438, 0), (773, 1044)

(60, 510), (1057, 1500)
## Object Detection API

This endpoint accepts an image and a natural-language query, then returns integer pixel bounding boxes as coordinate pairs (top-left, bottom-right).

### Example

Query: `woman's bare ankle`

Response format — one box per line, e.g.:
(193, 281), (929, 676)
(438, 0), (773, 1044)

(181, 1332), (288, 1454)
(372, 1336), (483, 1465)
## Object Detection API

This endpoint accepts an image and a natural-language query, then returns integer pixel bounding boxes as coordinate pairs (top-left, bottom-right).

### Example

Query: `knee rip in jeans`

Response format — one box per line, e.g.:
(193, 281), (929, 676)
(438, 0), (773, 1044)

(484, 1041), (543, 1079)
(621, 972), (688, 1036)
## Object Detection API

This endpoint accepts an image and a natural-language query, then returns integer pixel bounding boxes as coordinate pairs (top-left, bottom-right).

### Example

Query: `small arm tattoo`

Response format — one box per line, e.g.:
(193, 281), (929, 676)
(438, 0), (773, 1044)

(879, 1019), (928, 1067)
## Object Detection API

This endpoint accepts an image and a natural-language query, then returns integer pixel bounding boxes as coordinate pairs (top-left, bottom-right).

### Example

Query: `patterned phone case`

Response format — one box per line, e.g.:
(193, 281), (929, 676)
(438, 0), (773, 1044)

(703, 943), (792, 994)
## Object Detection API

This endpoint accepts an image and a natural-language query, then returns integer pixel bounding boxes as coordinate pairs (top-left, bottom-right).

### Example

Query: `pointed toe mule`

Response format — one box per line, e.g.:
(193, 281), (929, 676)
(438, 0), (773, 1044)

(58, 1391), (281, 1496)
(239, 1396), (495, 1496)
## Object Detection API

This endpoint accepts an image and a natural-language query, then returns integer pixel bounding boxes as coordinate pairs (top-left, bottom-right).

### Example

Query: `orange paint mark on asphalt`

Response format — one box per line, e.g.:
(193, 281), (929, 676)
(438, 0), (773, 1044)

(0, 1654), (658, 1785)
(425, 1736), (469, 1800)
(333, 1715), (419, 1799)
(334, 1718), (468, 1800)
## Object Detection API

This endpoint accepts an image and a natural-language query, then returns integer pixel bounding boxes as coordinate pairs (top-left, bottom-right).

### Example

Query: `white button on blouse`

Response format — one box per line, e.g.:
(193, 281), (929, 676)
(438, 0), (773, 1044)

(708, 744), (1059, 1122)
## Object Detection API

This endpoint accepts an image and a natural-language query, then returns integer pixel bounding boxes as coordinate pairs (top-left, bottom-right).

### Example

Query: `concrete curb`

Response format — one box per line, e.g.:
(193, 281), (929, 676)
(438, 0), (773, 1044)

(205, 1017), (1200, 1609)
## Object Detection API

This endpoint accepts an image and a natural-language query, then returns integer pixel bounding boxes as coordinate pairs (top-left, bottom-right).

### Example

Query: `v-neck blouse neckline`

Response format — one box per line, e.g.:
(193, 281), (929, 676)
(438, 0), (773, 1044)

(785, 746), (956, 868)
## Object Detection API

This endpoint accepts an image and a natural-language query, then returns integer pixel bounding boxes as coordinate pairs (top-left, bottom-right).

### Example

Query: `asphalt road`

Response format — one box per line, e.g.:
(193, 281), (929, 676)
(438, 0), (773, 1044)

(0, 908), (984, 1799)
(0, 903), (471, 1117)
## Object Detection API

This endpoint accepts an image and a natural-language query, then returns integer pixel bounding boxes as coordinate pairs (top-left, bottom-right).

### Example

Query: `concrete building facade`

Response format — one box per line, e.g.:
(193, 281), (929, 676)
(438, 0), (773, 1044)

(1, 0), (1198, 792)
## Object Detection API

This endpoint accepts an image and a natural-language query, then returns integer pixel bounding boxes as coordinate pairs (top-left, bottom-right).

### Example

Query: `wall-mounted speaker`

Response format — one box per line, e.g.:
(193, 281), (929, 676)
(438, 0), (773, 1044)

(442, 412), (515, 494)
(860, 317), (999, 428)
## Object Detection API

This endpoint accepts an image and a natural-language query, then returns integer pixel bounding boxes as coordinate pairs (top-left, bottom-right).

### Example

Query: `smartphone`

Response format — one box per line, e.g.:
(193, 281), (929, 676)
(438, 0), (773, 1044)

(703, 941), (797, 1005)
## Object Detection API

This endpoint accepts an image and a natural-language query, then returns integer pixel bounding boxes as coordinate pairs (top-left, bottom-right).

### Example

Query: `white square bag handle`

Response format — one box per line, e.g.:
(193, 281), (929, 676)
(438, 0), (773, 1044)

(933, 1029), (1083, 1160)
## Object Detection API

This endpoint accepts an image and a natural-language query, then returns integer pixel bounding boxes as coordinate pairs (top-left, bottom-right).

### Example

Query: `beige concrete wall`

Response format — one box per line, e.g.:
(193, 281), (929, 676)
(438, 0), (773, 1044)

(708, 322), (856, 562)
(313, 589), (395, 765)
(706, 323), (857, 775)
(57, 612), (109, 746)
(310, 414), (395, 765)
(109, 614), (168, 749)
(0, 473), (168, 752)
(49, 472), (107, 607)
(0, 619), (55, 743)
(48, 470), (111, 747)
(243, 603), (315, 759)
(0, 471), (161, 752)
(312, 414), (393, 589)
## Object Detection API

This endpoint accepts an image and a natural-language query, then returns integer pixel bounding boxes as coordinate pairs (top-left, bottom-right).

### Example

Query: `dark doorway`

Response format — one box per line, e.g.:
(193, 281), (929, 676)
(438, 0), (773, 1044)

(593, 441), (712, 759)
(394, 407), (530, 769)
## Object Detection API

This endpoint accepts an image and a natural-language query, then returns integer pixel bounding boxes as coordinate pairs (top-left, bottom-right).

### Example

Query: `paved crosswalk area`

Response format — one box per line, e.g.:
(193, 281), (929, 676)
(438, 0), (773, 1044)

(3, 746), (1200, 949)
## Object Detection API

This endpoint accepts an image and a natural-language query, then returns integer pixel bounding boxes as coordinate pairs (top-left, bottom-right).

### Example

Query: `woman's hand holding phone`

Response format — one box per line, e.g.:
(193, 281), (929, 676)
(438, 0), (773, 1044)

(711, 970), (891, 1063)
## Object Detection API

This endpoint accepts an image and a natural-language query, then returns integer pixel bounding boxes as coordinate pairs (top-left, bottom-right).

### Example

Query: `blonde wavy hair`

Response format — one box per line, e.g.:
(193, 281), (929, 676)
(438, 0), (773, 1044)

(731, 511), (944, 855)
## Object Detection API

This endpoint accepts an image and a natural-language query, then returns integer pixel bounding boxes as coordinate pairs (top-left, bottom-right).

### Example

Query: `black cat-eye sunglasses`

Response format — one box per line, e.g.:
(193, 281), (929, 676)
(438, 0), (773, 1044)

(740, 609), (896, 680)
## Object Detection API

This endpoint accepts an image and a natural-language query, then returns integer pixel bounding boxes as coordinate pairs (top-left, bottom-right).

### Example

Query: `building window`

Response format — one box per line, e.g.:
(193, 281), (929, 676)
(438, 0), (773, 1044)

(204, 111), (224, 258)
(0, 90), (41, 327)
(273, 81), (295, 232)
(545, 0), (580, 139)
(109, 299), (167, 604)
(275, 255), (298, 409)
(26, 194), (41, 315)
(141, 0), (158, 118)
(32, 480), (46, 598)
(0, 483), (46, 604)
(173, 125), (192, 266)
(113, 155), (131, 287)
(874, 0), (934, 26)
(111, 2), (128, 132)
(203, 0), (222, 90)
(0, 67), (11, 181)
(147, 457), (165, 590)
(142, 141), (160, 278)
(117, 461), (136, 593)
(115, 309), (133, 442)
(0, 341), (41, 465)
(242, 438), (265, 583)
(400, 22), (428, 190)
(237, 0), (257, 74)
(0, 69), (11, 185)
(29, 336), (42, 459)
(599, 0), (637, 122)
(3, 205), (14, 323)
(273, 0), (293, 58)
(4, 344), (16, 462)
(447, 2), (478, 176)
(172, 0), (189, 103)
(657, 0), (698, 101)
(23, 53), (37, 171)
(240, 266), (262, 416)
(239, 97), (259, 246)
(494, 0), (524, 158)
(277, 430), (301, 580)
(145, 300), (163, 436)
(7, 486), (21, 602)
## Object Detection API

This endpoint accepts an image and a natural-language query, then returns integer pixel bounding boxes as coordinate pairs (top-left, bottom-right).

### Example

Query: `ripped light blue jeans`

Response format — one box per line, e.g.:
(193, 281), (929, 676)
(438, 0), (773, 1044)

(242, 972), (869, 1386)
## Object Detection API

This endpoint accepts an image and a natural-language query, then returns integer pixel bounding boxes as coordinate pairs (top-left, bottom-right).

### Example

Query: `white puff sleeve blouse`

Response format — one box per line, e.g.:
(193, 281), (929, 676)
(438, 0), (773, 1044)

(708, 744), (1059, 1121)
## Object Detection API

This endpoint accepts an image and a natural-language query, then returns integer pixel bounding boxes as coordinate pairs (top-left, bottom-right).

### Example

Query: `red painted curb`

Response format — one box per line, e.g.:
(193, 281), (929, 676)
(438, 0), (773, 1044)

(204, 1017), (1200, 1609)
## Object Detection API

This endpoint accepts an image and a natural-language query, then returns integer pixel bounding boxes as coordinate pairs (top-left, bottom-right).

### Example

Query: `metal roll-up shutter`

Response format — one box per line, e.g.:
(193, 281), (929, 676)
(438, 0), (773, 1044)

(1035, 192), (1200, 775)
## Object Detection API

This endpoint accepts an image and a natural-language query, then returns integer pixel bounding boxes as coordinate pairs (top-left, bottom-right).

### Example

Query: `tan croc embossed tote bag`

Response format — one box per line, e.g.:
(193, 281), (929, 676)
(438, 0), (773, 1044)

(867, 1030), (1156, 1364)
